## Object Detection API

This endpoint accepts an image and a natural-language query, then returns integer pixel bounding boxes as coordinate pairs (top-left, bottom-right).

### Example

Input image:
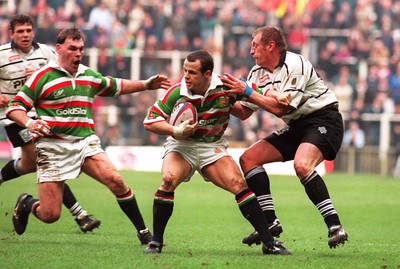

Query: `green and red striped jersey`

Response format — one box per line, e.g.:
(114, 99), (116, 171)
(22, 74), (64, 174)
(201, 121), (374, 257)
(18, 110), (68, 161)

(7, 61), (122, 141)
(144, 73), (260, 143)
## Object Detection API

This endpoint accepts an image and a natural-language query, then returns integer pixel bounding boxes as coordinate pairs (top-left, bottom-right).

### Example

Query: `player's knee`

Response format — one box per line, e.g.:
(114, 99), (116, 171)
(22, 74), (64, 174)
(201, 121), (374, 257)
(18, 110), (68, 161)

(160, 172), (178, 191)
(40, 210), (61, 223)
(227, 176), (248, 194)
(239, 154), (253, 172)
(293, 160), (313, 179)
(106, 174), (126, 193)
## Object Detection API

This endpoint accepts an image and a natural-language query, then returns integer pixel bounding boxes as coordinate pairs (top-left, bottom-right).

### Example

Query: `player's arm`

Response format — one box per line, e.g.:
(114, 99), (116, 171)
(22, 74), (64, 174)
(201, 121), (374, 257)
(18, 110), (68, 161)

(6, 109), (50, 136)
(230, 102), (254, 120)
(222, 73), (291, 117)
(144, 119), (197, 140)
(120, 74), (171, 95)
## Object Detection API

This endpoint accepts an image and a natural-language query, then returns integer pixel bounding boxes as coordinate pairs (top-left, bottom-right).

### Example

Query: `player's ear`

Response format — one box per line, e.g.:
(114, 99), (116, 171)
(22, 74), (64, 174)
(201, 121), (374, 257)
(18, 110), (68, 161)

(204, 70), (212, 77)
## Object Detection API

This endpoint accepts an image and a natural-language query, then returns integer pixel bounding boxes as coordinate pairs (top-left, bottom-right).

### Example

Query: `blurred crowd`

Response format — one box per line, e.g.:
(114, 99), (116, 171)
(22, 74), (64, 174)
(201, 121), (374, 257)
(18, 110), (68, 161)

(1, 0), (400, 148)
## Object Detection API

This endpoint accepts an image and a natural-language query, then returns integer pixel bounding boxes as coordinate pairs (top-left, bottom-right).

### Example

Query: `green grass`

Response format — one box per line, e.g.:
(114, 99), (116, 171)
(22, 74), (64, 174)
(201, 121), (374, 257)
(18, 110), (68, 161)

(0, 171), (399, 269)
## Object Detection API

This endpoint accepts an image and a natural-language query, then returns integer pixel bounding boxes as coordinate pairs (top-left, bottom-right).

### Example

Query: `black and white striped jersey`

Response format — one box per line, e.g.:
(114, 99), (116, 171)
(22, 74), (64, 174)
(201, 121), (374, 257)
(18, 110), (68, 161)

(243, 50), (338, 124)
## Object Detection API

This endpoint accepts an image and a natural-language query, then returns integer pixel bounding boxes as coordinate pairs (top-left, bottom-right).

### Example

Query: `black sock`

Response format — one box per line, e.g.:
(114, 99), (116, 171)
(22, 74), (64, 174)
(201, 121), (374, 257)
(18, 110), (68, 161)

(62, 184), (86, 219)
(301, 171), (341, 227)
(117, 188), (147, 232)
(245, 166), (277, 223)
(152, 190), (174, 243)
(0, 159), (21, 181)
(236, 188), (274, 244)
(25, 196), (39, 217)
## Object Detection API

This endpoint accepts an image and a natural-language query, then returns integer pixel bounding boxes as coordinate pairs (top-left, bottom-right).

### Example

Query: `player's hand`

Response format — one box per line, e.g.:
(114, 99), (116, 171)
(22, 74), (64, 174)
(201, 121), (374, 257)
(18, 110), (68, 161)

(26, 119), (51, 136)
(25, 67), (36, 80)
(172, 120), (197, 140)
(143, 74), (171, 91)
(220, 73), (246, 95)
(270, 91), (291, 106)
(0, 95), (10, 108)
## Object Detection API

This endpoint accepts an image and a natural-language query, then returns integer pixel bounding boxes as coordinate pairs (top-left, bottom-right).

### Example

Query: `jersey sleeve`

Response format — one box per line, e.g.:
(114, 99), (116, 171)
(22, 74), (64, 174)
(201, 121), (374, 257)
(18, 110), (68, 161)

(143, 86), (181, 125)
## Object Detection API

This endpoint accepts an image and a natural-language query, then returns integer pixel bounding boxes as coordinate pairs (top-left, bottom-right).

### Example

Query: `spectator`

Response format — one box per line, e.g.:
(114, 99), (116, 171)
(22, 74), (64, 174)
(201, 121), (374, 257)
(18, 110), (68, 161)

(184, 1), (201, 50)
(168, 4), (186, 41)
(368, 39), (390, 66)
(88, 1), (114, 33)
(343, 121), (366, 149)
(285, 23), (309, 55)
(127, 3), (145, 35)
(362, 91), (394, 145)
(389, 62), (400, 113)
(331, 71), (355, 115)
(342, 120), (365, 172)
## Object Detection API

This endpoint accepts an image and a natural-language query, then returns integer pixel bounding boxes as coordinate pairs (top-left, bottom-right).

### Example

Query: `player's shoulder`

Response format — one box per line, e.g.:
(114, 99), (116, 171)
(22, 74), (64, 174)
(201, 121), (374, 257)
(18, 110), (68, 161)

(284, 51), (313, 74)
(0, 42), (12, 54)
(35, 42), (56, 55)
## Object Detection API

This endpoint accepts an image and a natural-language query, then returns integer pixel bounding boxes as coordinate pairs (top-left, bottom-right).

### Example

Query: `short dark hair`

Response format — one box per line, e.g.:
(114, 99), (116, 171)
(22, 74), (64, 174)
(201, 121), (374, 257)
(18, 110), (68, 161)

(186, 50), (214, 74)
(56, 27), (84, 44)
(253, 26), (287, 51)
(9, 14), (34, 32)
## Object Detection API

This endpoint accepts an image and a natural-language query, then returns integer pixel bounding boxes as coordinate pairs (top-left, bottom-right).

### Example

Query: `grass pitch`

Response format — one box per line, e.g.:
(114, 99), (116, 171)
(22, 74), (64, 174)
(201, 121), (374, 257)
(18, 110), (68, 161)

(0, 171), (399, 269)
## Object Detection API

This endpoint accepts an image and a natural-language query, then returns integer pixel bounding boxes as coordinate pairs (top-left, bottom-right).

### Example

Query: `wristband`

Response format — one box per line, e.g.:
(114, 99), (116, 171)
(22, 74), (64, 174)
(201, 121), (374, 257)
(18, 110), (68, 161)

(240, 78), (253, 98)
(25, 119), (33, 128)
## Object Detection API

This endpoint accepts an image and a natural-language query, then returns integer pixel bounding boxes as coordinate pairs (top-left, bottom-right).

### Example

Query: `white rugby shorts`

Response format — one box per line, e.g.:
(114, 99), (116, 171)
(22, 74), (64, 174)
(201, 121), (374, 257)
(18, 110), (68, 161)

(163, 137), (230, 181)
(34, 134), (104, 183)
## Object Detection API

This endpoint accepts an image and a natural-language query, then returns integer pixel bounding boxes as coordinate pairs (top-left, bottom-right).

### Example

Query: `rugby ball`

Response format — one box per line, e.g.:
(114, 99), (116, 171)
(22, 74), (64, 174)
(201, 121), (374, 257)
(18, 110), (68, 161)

(169, 102), (197, 126)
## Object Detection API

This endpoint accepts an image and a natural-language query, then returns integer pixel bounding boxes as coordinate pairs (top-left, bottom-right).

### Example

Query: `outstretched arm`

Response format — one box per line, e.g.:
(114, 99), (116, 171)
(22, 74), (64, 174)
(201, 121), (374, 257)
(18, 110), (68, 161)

(120, 74), (171, 95)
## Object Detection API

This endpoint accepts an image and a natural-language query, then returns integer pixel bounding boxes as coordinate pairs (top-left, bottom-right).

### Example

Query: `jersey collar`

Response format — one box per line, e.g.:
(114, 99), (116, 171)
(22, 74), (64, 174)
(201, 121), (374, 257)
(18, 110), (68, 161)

(276, 50), (287, 68)
(180, 72), (223, 98)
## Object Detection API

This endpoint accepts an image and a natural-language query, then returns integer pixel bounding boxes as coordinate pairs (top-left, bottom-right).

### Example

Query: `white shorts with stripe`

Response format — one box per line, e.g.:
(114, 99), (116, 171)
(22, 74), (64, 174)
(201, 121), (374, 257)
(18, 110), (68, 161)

(163, 136), (230, 181)
(34, 134), (104, 183)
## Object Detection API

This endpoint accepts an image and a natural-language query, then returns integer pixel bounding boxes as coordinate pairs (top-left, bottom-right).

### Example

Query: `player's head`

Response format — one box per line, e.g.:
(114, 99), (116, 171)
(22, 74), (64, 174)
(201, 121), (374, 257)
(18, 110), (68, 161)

(9, 14), (35, 53)
(251, 26), (287, 68)
(183, 50), (214, 94)
(9, 14), (34, 33)
(186, 50), (214, 74)
(55, 27), (85, 75)
(252, 26), (287, 52)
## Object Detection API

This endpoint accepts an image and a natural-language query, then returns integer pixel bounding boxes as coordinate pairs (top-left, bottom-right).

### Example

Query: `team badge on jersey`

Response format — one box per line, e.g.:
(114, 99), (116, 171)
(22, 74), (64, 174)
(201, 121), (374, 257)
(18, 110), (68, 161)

(291, 78), (297, 85)
(219, 96), (229, 107)
(147, 111), (156, 120)
(214, 147), (222, 154)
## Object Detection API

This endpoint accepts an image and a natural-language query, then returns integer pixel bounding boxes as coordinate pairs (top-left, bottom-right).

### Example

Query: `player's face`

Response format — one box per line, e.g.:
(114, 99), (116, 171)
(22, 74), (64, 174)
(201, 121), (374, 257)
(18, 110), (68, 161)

(183, 59), (210, 95)
(10, 23), (34, 53)
(250, 33), (269, 67)
(56, 37), (84, 75)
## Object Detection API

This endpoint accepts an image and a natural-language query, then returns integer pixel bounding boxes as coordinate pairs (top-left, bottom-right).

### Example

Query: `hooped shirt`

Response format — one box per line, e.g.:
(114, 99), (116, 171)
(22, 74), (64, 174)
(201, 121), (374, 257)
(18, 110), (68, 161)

(6, 61), (122, 142)
(144, 73), (262, 143)
(242, 50), (339, 124)
(0, 41), (56, 126)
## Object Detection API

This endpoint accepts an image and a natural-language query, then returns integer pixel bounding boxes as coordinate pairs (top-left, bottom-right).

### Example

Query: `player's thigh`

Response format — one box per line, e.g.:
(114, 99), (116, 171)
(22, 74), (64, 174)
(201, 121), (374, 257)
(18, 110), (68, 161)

(240, 139), (283, 169)
(203, 156), (247, 195)
(16, 142), (37, 173)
